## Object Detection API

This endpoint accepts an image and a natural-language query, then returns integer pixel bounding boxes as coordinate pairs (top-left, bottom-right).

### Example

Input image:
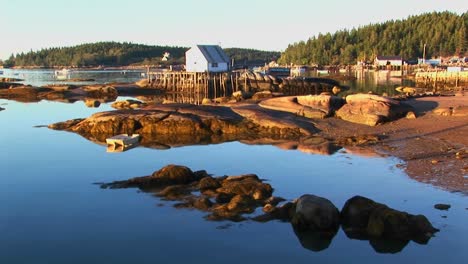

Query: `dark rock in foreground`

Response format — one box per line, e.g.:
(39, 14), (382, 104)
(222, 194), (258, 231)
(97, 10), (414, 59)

(100, 165), (440, 253)
(341, 196), (439, 246)
(101, 164), (277, 221)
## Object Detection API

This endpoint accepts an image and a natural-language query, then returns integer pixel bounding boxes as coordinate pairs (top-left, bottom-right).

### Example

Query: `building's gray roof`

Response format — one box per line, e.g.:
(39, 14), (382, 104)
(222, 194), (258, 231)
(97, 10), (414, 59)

(196, 45), (230, 63)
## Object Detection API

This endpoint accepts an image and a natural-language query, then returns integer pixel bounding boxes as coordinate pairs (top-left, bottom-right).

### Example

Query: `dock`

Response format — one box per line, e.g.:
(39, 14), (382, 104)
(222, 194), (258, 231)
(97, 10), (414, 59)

(415, 71), (468, 89)
(145, 70), (341, 100)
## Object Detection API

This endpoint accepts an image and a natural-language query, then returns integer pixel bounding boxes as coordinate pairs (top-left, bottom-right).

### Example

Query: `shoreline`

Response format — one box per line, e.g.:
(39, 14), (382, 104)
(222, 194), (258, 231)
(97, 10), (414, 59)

(313, 95), (467, 194)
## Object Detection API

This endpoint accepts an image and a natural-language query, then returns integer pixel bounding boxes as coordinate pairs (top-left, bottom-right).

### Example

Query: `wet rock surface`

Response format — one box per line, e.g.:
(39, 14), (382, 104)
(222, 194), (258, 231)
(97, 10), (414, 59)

(100, 165), (440, 253)
(341, 196), (439, 247)
(101, 165), (277, 221)
(48, 103), (318, 146)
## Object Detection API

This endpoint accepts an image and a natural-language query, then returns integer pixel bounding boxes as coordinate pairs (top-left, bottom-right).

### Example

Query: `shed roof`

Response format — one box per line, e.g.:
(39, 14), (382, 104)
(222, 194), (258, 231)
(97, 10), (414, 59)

(196, 45), (230, 63)
(376, 56), (403, 61)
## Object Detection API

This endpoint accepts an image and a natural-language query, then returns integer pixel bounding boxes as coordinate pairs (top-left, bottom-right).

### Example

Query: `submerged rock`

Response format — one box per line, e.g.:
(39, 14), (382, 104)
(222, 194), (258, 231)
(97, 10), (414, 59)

(101, 164), (202, 189)
(434, 204), (451, 210)
(341, 196), (439, 244)
(101, 165), (276, 221)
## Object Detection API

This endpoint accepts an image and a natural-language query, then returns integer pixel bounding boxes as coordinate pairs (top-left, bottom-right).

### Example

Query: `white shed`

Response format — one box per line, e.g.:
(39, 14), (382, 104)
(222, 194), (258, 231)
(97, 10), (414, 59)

(185, 45), (230, 73)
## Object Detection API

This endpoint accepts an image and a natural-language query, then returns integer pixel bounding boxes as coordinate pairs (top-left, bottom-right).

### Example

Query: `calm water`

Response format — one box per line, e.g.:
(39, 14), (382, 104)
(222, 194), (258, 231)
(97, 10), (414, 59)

(1, 71), (466, 263)
(1, 68), (412, 95)
(1, 68), (144, 87)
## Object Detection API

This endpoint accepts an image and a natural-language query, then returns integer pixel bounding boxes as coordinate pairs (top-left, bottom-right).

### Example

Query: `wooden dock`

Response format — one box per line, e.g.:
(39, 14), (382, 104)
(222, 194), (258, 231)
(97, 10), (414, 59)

(145, 70), (340, 100)
(415, 71), (468, 89)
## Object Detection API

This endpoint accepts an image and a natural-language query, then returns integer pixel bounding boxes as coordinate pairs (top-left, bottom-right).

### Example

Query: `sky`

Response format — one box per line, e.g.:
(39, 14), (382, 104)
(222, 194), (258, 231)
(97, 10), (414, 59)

(1, 0), (467, 60)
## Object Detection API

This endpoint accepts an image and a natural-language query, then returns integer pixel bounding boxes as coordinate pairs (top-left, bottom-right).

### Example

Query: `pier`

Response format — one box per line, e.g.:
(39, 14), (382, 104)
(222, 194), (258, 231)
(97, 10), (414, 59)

(145, 70), (341, 100)
(415, 71), (468, 89)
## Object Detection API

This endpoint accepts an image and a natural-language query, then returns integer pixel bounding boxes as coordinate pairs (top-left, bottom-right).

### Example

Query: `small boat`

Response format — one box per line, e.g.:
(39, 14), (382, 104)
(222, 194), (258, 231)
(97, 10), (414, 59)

(106, 134), (140, 150)
(54, 68), (71, 80)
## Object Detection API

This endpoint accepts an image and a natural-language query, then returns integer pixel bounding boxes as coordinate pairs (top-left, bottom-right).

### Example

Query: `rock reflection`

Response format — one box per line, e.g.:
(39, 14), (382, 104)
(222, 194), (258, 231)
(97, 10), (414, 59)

(100, 165), (439, 254)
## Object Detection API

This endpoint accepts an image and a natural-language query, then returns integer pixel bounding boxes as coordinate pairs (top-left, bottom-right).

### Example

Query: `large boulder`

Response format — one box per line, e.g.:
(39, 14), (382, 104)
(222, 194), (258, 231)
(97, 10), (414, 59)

(336, 93), (413, 126)
(341, 196), (439, 244)
(291, 194), (340, 233)
(259, 95), (343, 119)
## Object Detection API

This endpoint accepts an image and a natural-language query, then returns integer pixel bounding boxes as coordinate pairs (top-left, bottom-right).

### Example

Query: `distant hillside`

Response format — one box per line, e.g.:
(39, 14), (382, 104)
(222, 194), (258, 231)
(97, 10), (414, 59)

(279, 11), (468, 66)
(1, 42), (280, 68)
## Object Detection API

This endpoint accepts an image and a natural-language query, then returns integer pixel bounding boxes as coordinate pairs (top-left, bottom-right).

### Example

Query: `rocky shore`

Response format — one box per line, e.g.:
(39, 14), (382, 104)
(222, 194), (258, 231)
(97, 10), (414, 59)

(3, 81), (465, 192)
(45, 87), (467, 193)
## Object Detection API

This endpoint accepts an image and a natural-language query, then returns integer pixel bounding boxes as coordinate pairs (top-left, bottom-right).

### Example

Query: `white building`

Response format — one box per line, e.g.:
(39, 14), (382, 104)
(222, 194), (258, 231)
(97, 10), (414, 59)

(185, 45), (230, 73)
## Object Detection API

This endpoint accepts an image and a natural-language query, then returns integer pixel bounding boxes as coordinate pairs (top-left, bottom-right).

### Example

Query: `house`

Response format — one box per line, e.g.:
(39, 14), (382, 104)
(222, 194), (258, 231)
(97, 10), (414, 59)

(374, 56), (403, 70)
(185, 45), (230, 72)
(418, 58), (441, 66)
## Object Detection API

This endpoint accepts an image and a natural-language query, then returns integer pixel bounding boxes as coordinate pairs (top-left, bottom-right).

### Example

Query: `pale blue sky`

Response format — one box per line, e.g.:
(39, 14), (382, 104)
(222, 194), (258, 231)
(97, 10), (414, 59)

(1, 0), (467, 60)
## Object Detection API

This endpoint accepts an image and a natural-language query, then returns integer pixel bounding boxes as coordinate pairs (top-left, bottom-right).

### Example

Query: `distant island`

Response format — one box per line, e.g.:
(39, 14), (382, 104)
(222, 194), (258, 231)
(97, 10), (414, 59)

(0, 43), (280, 68)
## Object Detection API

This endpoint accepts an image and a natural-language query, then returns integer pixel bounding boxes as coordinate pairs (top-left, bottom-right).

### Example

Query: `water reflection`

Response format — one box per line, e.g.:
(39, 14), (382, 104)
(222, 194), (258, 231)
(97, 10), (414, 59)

(100, 165), (439, 254)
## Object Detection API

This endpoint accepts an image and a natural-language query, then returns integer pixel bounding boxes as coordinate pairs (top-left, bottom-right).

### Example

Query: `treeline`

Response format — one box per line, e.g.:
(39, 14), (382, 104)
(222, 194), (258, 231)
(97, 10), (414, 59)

(1, 42), (280, 68)
(224, 48), (280, 66)
(279, 11), (468, 66)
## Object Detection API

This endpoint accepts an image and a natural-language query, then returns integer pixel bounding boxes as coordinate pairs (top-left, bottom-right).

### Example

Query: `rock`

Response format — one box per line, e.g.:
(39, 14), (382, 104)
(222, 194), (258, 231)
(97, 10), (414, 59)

(332, 86), (341, 94)
(433, 107), (453, 116)
(336, 134), (380, 146)
(406, 111), (416, 119)
(135, 79), (150, 87)
(252, 91), (274, 100)
(396, 86), (418, 95)
(198, 176), (221, 191)
(226, 194), (256, 213)
(259, 95), (343, 119)
(48, 118), (84, 130)
(232, 90), (247, 101)
(336, 93), (413, 126)
(434, 204), (451, 210)
(101, 164), (199, 189)
(341, 196), (439, 243)
(216, 174), (273, 201)
(201, 98), (213, 105)
(452, 106), (468, 117)
(291, 194), (340, 233)
(193, 197), (213, 210)
(83, 85), (118, 98)
(84, 99), (101, 108)
(111, 99), (146, 109)
(214, 97), (230, 104)
(264, 196), (287, 206)
(157, 185), (192, 200)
